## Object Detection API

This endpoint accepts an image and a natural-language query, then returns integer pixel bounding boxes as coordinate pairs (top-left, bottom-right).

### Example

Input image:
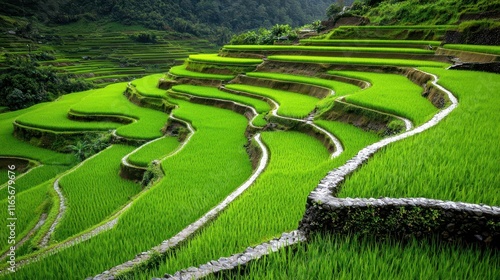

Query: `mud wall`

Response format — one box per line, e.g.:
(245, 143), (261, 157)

(231, 75), (331, 98)
(436, 48), (499, 63)
(319, 100), (405, 135)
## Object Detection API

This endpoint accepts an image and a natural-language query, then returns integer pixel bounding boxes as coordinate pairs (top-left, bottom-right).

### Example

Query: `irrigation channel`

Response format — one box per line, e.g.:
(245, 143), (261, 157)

(148, 68), (460, 280)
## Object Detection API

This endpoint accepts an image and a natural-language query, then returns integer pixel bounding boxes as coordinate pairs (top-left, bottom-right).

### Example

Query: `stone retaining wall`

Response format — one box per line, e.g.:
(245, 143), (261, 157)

(157, 231), (306, 280)
(299, 196), (500, 248)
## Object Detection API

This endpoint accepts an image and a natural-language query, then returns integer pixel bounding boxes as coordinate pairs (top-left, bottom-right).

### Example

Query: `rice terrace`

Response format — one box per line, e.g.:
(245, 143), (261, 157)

(0, 0), (499, 279)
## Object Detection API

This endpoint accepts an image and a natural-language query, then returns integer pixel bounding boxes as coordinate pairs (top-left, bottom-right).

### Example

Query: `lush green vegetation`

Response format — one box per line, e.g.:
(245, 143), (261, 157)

(267, 55), (450, 68)
(0, 165), (69, 201)
(225, 84), (319, 118)
(245, 72), (360, 97)
(0, 182), (51, 256)
(0, 56), (92, 110)
(131, 74), (168, 98)
(172, 85), (271, 113)
(330, 70), (438, 124)
(443, 44), (500, 55)
(208, 234), (500, 279)
(71, 83), (169, 140)
(15, 89), (121, 132)
(355, 0), (498, 26)
(54, 145), (142, 242)
(224, 45), (435, 54)
(127, 137), (180, 167)
(4, 99), (253, 279)
(169, 64), (235, 80)
(340, 68), (500, 206)
(138, 124), (380, 278)
(0, 109), (75, 164)
(1, 0), (332, 44)
(188, 54), (262, 65)
(300, 39), (442, 47)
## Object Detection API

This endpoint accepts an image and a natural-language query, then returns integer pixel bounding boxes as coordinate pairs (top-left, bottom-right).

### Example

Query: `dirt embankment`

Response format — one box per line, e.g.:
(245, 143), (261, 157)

(230, 75), (331, 98)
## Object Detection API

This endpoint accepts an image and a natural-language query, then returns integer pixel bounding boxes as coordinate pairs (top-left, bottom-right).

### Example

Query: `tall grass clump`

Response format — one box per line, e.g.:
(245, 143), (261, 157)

(339, 68), (500, 206)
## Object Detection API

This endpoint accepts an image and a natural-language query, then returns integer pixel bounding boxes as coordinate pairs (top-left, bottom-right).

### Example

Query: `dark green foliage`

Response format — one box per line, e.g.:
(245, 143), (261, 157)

(140, 161), (164, 188)
(67, 133), (111, 162)
(326, 3), (343, 19)
(1, 0), (333, 43)
(0, 55), (93, 110)
(229, 24), (298, 45)
(129, 32), (157, 43)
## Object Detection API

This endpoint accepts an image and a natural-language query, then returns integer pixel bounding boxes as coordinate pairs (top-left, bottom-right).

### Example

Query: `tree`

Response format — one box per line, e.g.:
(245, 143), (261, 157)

(326, 3), (342, 19)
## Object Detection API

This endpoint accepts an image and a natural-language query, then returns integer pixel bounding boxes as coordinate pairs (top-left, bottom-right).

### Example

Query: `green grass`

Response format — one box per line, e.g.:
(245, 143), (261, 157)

(54, 145), (142, 242)
(0, 108), (76, 165)
(245, 72), (360, 97)
(135, 122), (380, 279)
(0, 182), (51, 257)
(169, 64), (235, 80)
(209, 234), (499, 280)
(300, 39), (442, 47)
(0, 169), (8, 185)
(443, 44), (500, 55)
(252, 114), (268, 127)
(188, 54), (262, 65)
(172, 85), (271, 113)
(329, 71), (438, 125)
(267, 55), (450, 68)
(339, 68), (500, 206)
(0, 165), (70, 201)
(223, 45), (435, 54)
(225, 84), (319, 118)
(15, 90), (122, 132)
(5, 98), (253, 279)
(71, 83), (169, 140)
(131, 74), (168, 98)
(127, 137), (181, 167)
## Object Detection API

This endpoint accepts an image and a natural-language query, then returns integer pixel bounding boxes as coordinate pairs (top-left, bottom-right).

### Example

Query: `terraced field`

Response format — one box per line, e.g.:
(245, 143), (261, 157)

(0, 28), (217, 87)
(0, 27), (498, 280)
